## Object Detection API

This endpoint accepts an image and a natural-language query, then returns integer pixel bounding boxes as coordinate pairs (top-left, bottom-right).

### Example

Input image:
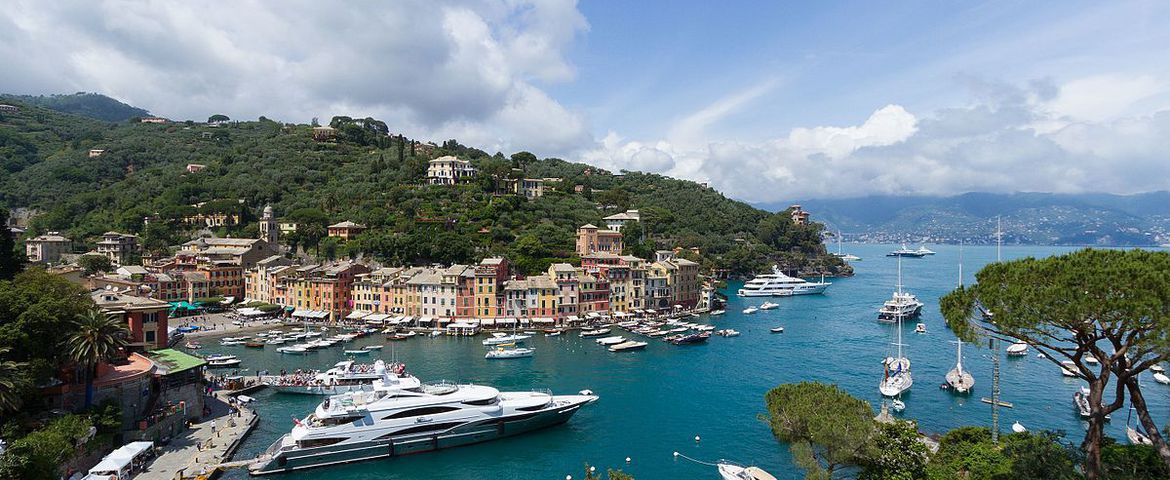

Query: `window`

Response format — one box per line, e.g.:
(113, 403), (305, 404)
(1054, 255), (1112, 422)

(382, 422), (465, 437)
(383, 406), (461, 420)
(297, 437), (348, 448)
(145, 331), (156, 343)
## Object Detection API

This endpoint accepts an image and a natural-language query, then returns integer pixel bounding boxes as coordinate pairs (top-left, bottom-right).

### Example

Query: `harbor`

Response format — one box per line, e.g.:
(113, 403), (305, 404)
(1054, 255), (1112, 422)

(167, 243), (1170, 480)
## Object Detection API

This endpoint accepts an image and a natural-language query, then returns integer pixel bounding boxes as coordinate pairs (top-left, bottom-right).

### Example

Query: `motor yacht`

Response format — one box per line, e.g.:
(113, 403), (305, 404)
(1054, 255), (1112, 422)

(737, 266), (830, 297)
(886, 244), (927, 258)
(914, 245), (936, 255)
(717, 461), (777, 480)
(209, 357), (242, 368)
(595, 336), (626, 346)
(249, 379), (597, 475)
(759, 302), (780, 310)
(579, 328), (611, 338)
(608, 341), (647, 352)
(485, 345), (535, 359)
(264, 360), (416, 395)
(742, 307), (759, 315)
(1005, 343), (1028, 356)
(483, 333), (531, 346)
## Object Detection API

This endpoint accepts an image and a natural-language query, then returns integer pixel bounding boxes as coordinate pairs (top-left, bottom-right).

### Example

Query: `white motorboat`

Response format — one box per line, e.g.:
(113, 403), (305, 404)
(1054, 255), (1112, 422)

(485, 345), (534, 359)
(716, 329), (740, 337)
(344, 349), (371, 355)
(249, 379), (597, 475)
(545, 331), (562, 337)
(277, 345), (309, 355)
(204, 354), (236, 361)
(608, 341), (648, 352)
(1150, 364), (1165, 373)
(362, 345), (383, 351)
(886, 244), (927, 258)
(717, 462), (777, 480)
(891, 399), (906, 412)
(1085, 355), (1099, 365)
(220, 340), (245, 346)
(759, 302), (779, 310)
(737, 266), (831, 297)
(770, 326), (784, 333)
(1012, 421), (1027, 433)
(1061, 360), (1078, 377)
(429, 330), (443, 337)
(914, 245), (936, 255)
(710, 309), (726, 316)
(265, 337), (288, 345)
(945, 340), (975, 394)
(579, 328), (611, 338)
(1153, 372), (1170, 385)
(914, 323), (926, 334)
(595, 336), (626, 346)
(482, 334), (531, 346)
(1005, 343), (1028, 356)
(209, 357), (242, 368)
(877, 256), (923, 322)
(742, 307), (759, 315)
(265, 360), (415, 395)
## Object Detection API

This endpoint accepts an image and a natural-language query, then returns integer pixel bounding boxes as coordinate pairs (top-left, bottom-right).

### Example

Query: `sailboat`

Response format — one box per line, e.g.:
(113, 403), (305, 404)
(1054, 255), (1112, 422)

(833, 230), (861, 261)
(945, 242), (975, 394)
(1126, 408), (1153, 445)
(880, 256), (913, 398)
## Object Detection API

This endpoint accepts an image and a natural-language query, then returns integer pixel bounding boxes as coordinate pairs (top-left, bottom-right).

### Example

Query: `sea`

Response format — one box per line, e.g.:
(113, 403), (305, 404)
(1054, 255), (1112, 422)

(209, 244), (1169, 480)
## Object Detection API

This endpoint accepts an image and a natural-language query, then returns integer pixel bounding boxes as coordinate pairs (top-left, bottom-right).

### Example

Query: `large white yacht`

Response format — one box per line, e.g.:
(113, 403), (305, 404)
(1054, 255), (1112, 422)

(249, 376), (598, 475)
(262, 360), (418, 395)
(737, 266), (831, 297)
(877, 292), (924, 322)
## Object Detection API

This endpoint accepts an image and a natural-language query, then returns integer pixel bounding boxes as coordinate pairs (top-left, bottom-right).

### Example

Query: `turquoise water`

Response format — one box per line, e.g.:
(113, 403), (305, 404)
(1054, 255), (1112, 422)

(209, 244), (1170, 480)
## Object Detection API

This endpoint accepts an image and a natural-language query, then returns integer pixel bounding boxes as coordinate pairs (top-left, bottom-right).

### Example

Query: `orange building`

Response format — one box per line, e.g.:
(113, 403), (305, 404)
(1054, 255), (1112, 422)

(575, 224), (623, 256)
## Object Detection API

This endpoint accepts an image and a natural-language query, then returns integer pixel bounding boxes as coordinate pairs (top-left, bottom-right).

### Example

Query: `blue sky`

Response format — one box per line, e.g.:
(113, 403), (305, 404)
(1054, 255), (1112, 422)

(2, 1), (1169, 202)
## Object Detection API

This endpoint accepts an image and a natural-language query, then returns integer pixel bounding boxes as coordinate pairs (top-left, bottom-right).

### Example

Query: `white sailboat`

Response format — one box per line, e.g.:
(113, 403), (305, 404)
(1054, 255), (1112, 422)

(833, 230), (861, 261)
(880, 256), (913, 397)
(945, 340), (975, 394)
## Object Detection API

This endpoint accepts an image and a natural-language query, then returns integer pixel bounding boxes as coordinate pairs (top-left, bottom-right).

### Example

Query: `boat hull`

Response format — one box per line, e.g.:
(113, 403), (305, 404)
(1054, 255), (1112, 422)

(249, 398), (591, 475)
(268, 384), (373, 395)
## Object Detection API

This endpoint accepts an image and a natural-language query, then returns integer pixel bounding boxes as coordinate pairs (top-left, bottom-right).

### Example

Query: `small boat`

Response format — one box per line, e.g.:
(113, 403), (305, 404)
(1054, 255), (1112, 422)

(579, 328), (612, 338)
(523, 331), (538, 335)
(344, 349), (371, 355)
(1012, 421), (1027, 433)
(1151, 364), (1166, 373)
(543, 328), (561, 333)
(759, 302), (779, 310)
(485, 345), (534, 359)
(1085, 355), (1099, 365)
(208, 357), (242, 368)
(608, 341), (648, 352)
(914, 245), (936, 256)
(277, 346), (308, 355)
(1006, 342), (1028, 356)
(483, 334), (531, 346)
(1154, 372), (1170, 385)
(385, 334), (409, 341)
(710, 310), (726, 316)
(244, 341), (265, 348)
(545, 331), (562, 337)
(717, 462), (777, 480)
(670, 332), (710, 345)
(595, 336), (626, 346)
(1128, 426), (1153, 445)
(265, 337), (288, 345)
(770, 326), (784, 333)
(716, 329), (740, 337)
(1061, 360), (1078, 377)
(1073, 386), (1111, 420)
(184, 342), (202, 349)
(362, 345), (383, 351)
(914, 323), (926, 334)
(945, 340), (975, 394)
(891, 399), (906, 412)
(204, 354), (236, 361)
(428, 330), (443, 337)
(742, 307), (759, 315)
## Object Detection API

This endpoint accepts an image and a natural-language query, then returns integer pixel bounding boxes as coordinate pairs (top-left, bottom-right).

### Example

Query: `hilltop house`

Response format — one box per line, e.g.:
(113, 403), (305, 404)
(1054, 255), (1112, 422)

(426, 156), (477, 185)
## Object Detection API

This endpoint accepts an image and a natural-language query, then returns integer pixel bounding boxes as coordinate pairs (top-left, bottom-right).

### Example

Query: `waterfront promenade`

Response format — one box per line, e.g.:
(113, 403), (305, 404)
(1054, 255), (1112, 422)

(138, 390), (258, 480)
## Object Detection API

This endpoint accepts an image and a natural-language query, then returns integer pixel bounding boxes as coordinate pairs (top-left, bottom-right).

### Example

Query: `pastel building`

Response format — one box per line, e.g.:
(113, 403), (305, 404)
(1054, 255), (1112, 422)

(426, 156), (477, 185)
(92, 288), (170, 352)
(96, 231), (140, 265)
(25, 232), (72, 263)
(575, 224), (623, 256)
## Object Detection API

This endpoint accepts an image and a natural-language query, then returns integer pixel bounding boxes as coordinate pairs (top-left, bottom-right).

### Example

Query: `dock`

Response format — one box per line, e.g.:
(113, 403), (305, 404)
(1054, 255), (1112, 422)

(136, 390), (259, 480)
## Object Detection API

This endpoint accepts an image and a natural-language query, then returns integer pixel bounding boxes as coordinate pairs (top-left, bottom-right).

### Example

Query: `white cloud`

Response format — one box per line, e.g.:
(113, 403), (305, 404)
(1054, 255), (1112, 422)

(581, 75), (1170, 202)
(0, 0), (591, 156)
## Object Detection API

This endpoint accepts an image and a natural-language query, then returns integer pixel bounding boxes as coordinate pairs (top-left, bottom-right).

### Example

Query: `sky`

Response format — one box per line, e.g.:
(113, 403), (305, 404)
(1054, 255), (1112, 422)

(2, 0), (1170, 203)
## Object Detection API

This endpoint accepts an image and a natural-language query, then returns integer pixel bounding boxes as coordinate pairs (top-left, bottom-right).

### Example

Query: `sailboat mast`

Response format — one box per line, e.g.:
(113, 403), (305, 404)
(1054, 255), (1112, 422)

(958, 240), (964, 288)
(991, 217), (1003, 443)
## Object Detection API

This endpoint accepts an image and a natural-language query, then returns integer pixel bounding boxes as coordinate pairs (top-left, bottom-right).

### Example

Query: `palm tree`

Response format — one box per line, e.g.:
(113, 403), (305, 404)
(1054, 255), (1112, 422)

(0, 347), (27, 412)
(67, 309), (129, 408)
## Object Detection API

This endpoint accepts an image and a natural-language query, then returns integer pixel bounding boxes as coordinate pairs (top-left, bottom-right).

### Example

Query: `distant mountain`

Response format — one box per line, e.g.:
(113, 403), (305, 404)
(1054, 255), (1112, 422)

(757, 192), (1170, 246)
(1, 92), (149, 122)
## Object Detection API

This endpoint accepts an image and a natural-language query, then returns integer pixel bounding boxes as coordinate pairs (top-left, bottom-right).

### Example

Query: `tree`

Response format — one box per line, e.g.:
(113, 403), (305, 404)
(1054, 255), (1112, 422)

(66, 310), (129, 408)
(208, 114), (229, 123)
(860, 420), (930, 480)
(940, 249), (1170, 477)
(0, 210), (21, 280)
(763, 382), (875, 479)
(77, 254), (113, 275)
(0, 346), (27, 413)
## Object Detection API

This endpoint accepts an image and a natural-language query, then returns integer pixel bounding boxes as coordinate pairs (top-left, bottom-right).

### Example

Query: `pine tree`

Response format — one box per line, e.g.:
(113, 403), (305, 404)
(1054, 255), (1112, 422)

(0, 210), (22, 280)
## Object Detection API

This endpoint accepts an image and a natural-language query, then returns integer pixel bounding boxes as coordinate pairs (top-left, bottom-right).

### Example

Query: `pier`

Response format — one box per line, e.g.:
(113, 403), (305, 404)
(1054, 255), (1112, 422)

(137, 389), (259, 480)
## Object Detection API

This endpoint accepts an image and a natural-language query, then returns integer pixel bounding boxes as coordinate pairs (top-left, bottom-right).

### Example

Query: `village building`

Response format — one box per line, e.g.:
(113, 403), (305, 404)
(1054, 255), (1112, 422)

(602, 210), (640, 231)
(92, 287), (170, 352)
(96, 231), (140, 265)
(88, 149), (105, 158)
(312, 126), (336, 141)
(575, 224), (624, 256)
(0, 104), (19, 113)
(790, 204), (810, 225)
(426, 155), (477, 185)
(327, 221), (366, 241)
(25, 231), (72, 263)
(178, 237), (276, 269)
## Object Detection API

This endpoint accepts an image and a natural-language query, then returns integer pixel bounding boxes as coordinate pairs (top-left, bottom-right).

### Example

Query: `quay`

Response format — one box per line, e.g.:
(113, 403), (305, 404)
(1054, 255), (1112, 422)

(137, 388), (259, 480)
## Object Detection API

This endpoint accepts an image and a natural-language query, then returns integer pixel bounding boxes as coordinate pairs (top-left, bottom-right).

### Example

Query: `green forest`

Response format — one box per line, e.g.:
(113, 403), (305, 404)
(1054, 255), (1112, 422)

(0, 94), (847, 277)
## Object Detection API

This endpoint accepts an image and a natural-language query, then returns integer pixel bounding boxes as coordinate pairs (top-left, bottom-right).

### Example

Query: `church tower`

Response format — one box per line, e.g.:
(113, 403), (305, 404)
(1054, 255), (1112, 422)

(260, 204), (278, 245)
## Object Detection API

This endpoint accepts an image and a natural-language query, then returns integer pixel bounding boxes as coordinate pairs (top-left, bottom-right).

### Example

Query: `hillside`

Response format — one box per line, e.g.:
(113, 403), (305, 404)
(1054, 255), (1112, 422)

(1, 92), (150, 122)
(762, 193), (1170, 246)
(0, 98), (846, 277)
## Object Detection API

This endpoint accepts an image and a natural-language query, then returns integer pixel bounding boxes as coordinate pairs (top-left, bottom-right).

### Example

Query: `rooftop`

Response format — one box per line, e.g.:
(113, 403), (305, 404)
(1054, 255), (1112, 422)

(144, 349), (206, 375)
(329, 221), (366, 229)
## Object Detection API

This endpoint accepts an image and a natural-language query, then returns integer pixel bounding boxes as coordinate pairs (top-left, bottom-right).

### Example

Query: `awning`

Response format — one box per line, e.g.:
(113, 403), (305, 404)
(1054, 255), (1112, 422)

(567, 315), (580, 321)
(400, 316), (414, 324)
(519, 318), (531, 324)
(646, 309), (657, 314)
(498, 318), (516, 324)
(448, 321), (478, 328)
(480, 319), (496, 326)
(533, 318), (555, 324)
(237, 307), (267, 317)
(418, 316), (434, 325)
(345, 311), (368, 320)
(221, 297), (235, 305)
